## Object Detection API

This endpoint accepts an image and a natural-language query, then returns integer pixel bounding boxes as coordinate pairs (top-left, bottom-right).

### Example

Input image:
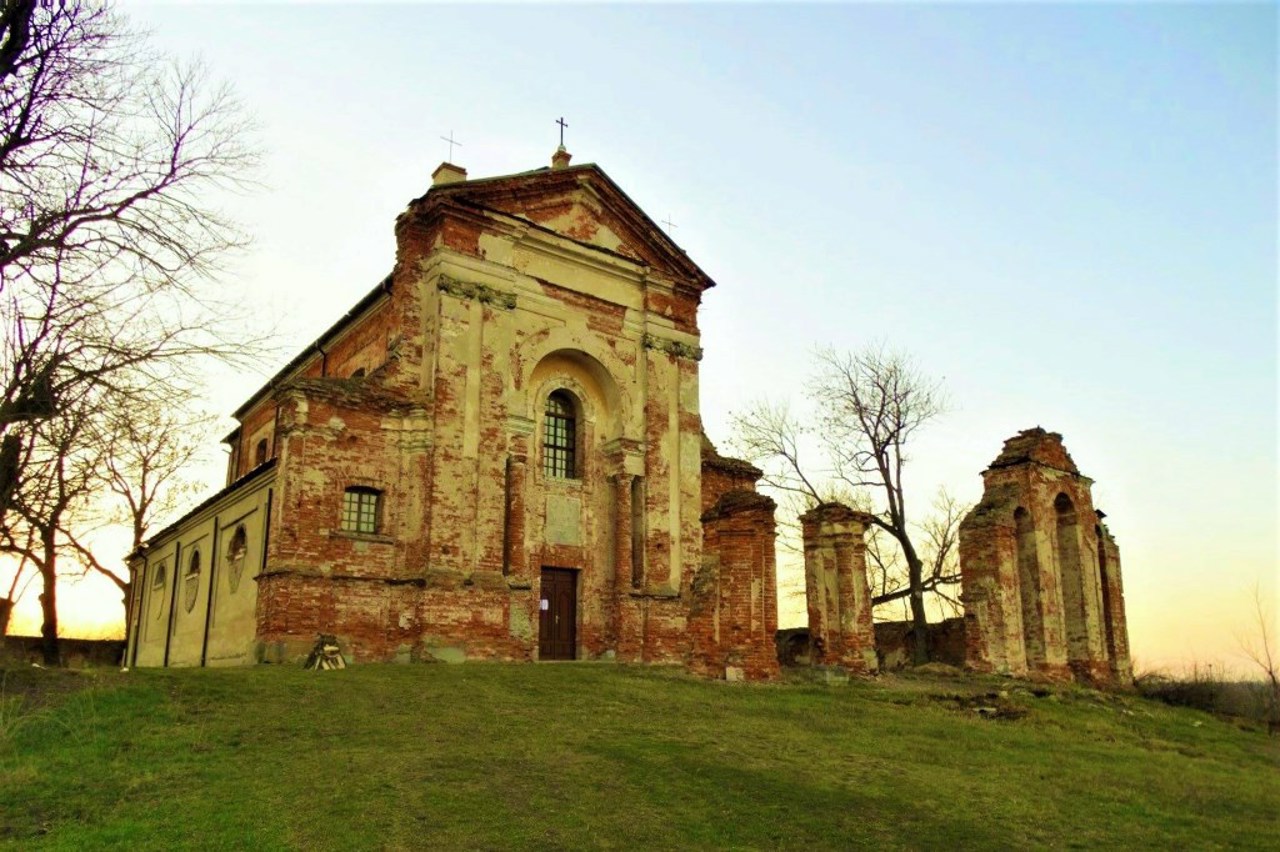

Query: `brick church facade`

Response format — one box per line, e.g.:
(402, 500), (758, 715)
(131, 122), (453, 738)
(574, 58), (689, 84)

(124, 149), (780, 680)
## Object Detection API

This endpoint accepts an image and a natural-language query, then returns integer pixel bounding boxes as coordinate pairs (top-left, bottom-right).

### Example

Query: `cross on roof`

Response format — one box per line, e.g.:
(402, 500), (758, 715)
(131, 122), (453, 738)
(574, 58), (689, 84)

(440, 130), (462, 161)
(556, 116), (568, 147)
(661, 214), (678, 234)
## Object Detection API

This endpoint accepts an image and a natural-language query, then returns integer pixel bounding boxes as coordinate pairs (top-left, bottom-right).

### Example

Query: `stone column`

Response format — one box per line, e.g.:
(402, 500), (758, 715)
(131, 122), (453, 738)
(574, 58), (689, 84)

(612, 473), (639, 659)
(603, 438), (645, 660)
(800, 502), (877, 674)
(1098, 525), (1132, 683)
(503, 426), (531, 584)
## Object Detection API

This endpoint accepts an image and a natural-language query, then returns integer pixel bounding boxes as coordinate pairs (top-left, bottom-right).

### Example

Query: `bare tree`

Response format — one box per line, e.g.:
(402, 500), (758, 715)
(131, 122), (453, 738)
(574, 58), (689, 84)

(1238, 585), (1279, 735)
(731, 345), (959, 665)
(103, 402), (211, 554)
(0, 0), (259, 661)
(0, 542), (36, 634)
(0, 392), (106, 663)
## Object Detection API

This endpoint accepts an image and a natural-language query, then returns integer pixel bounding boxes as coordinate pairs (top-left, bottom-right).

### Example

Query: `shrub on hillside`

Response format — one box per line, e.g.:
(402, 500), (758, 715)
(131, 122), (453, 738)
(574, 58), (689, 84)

(1136, 668), (1275, 731)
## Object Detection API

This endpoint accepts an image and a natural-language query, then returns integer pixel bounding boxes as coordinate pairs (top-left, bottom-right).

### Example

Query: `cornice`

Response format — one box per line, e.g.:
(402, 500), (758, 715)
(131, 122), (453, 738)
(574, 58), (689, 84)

(437, 275), (517, 310)
(642, 332), (703, 362)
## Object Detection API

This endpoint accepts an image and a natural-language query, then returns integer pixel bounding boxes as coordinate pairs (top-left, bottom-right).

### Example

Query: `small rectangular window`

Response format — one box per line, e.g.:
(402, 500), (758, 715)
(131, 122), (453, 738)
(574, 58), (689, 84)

(342, 487), (381, 534)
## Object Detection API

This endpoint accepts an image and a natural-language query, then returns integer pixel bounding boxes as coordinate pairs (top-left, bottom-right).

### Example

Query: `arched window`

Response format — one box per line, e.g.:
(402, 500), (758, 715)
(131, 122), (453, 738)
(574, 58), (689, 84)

(226, 525), (248, 594)
(544, 390), (577, 479)
(226, 525), (248, 563)
(151, 563), (168, 624)
(1014, 507), (1045, 667)
(1055, 493), (1088, 660)
(342, 486), (382, 534)
(184, 550), (201, 613)
(255, 438), (269, 467)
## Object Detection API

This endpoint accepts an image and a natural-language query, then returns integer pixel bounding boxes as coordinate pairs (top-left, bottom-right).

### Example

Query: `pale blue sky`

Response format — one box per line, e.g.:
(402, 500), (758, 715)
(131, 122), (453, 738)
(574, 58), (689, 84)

(37, 1), (1269, 667)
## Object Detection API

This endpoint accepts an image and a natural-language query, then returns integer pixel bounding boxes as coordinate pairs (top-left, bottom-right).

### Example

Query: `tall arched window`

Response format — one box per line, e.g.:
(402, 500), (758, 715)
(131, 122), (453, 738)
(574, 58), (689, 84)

(254, 438), (269, 467)
(544, 390), (577, 479)
(184, 550), (201, 613)
(1014, 507), (1045, 667)
(226, 525), (248, 594)
(1055, 493), (1088, 660)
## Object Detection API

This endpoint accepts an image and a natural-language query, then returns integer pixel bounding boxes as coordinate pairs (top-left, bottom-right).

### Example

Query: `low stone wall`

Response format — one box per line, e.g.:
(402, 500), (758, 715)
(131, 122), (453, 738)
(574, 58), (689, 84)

(777, 618), (967, 671)
(874, 618), (966, 670)
(0, 636), (126, 668)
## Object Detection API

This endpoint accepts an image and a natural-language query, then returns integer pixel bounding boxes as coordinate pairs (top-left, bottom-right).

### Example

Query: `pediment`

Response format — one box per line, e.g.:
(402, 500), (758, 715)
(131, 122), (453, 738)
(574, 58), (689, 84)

(425, 165), (714, 291)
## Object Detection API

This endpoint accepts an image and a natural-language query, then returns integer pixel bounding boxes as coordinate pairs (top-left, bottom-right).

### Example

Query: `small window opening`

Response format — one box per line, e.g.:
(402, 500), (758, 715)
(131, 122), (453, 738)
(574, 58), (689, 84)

(254, 438), (269, 467)
(342, 486), (382, 534)
(544, 390), (577, 479)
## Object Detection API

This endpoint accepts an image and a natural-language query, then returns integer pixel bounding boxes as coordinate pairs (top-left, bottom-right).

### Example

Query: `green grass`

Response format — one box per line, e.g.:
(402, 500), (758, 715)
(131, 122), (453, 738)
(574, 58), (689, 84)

(1, 664), (1276, 850)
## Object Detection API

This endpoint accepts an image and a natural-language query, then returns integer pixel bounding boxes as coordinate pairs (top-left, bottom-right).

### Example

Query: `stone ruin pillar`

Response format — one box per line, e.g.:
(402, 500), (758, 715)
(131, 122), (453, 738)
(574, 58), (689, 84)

(958, 428), (1131, 685)
(691, 490), (781, 680)
(800, 503), (878, 674)
(1096, 518), (1132, 682)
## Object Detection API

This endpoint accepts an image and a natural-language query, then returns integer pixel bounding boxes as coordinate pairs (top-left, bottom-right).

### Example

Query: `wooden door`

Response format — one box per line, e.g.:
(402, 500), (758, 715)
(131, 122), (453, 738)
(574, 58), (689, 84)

(539, 567), (577, 660)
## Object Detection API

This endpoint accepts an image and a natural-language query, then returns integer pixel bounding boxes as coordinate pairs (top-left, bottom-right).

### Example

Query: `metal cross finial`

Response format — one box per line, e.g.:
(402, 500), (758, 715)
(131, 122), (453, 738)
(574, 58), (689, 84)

(661, 214), (678, 233)
(440, 131), (462, 162)
(556, 116), (568, 147)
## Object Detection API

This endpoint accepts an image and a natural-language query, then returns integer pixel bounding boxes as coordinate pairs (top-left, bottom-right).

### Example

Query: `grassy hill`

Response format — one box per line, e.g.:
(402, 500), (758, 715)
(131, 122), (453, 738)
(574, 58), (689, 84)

(2, 663), (1276, 850)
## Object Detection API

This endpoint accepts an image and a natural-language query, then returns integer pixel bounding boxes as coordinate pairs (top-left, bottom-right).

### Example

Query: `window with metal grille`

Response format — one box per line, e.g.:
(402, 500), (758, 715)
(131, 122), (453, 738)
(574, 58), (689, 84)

(544, 391), (577, 479)
(341, 487), (381, 534)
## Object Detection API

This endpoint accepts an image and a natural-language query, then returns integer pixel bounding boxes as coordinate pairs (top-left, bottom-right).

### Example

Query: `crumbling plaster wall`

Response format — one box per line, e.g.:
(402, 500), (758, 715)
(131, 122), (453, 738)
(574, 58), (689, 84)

(800, 503), (878, 674)
(227, 302), (396, 484)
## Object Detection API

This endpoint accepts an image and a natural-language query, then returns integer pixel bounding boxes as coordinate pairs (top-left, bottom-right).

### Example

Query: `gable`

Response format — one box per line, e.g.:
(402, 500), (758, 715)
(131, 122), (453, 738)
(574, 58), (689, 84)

(417, 165), (715, 292)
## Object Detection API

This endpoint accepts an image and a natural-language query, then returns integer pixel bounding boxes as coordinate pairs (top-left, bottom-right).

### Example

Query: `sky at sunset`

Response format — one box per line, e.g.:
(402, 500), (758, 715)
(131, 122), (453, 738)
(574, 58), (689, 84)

(7, 1), (1275, 674)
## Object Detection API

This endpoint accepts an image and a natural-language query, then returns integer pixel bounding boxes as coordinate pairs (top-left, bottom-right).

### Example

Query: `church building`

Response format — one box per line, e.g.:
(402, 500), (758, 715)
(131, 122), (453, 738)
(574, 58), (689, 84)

(124, 147), (780, 680)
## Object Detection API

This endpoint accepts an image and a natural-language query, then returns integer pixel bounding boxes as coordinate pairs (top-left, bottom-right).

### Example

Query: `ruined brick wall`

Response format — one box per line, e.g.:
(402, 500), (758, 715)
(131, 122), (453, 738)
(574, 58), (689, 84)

(700, 434), (764, 513)
(800, 503), (878, 674)
(874, 617), (966, 671)
(692, 490), (780, 680)
(1097, 523), (1132, 682)
(959, 429), (1131, 685)
(227, 300), (397, 484)
(255, 380), (433, 661)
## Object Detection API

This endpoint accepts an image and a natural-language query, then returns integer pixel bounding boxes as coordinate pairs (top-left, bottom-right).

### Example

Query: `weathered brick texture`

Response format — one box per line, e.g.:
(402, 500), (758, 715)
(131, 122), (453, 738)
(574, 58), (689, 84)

(800, 503), (878, 674)
(959, 429), (1131, 685)
(694, 490), (781, 680)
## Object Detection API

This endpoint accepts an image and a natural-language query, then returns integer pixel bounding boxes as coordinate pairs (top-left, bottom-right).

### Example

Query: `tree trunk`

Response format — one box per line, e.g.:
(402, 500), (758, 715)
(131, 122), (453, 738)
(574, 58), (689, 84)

(0, 597), (12, 635)
(904, 550), (930, 666)
(38, 582), (58, 665)
(38, 528), (59, 665)
(908, 589), (929, 665)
